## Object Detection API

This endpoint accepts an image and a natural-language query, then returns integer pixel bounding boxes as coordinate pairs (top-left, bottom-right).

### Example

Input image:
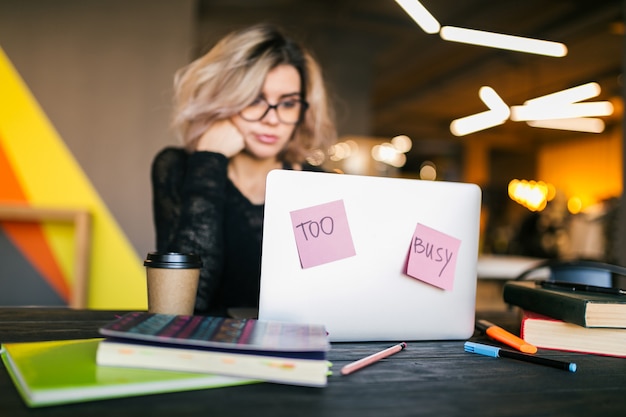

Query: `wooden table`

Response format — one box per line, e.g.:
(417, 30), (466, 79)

(1, 307), (625, 416)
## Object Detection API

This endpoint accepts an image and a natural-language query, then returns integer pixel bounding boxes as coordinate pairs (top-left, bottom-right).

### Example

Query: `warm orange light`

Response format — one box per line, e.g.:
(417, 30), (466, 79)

(508, 179), (552, 211)
(546, 183), (557, 201)
(391, 135), (413, 153)
(537, 131), (622, 213)
(419, 161), (437, 180)
(567, 197), (583, 214)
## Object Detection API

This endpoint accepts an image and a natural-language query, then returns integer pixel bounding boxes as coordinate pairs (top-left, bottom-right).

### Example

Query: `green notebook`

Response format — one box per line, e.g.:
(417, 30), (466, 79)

(1, 338), (258, 408)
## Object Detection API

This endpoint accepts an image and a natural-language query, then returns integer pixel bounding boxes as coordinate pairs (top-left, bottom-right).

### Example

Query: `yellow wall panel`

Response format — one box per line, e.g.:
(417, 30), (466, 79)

(0, 47), (147, 309)
(538, 129), (623, 208)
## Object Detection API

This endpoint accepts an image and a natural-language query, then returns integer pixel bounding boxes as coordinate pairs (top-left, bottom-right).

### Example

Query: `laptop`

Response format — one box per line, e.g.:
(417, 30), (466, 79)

(258, 170), (482, 342)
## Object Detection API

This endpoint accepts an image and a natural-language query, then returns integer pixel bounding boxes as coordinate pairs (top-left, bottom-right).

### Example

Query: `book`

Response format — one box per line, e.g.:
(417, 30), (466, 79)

(97, 312), (331, 387)
(520, 311), (626, 358)
(502, 280), (626, 328)
(0, 338), (257, 408)
(99, 312), (330, 354)
(96, 338), (331, 387)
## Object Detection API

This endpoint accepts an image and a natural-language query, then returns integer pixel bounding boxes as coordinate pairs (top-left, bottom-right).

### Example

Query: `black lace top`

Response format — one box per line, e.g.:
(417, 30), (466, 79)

(150, 147), (321, 316)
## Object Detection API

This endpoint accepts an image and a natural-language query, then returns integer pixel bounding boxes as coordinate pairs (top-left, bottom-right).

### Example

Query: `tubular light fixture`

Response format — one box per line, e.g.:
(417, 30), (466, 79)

(450, 111), (507, 136)
(478, 86), (510, 117)
(450, 86), (510, 136)
(525, 82), (601, 106)
(510, 101), (614, 121)
(394, 0), (441, 34)
(526, 118), (605, 133)
(439, 26), (568, 57)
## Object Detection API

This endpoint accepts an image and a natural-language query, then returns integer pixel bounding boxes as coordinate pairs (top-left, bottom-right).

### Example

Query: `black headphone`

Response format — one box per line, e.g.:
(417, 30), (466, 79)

(515, 259), (626, 289)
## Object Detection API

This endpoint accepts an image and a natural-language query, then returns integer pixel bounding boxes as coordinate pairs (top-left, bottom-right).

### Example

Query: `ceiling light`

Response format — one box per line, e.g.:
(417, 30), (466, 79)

(511, 101), (614, 121)
(419, 161), (437, 180)
(371, 143), (406, 167)
(450, 110), (507, 136)
(478, 86), (510, 118)
(394, 0), (441, 34)
(439, 26), (568, 57)
(391, 135), (413, 153)
(450, 86), (509, 136)
(525, 82), (601, 105)
(526, 118), (605, 133)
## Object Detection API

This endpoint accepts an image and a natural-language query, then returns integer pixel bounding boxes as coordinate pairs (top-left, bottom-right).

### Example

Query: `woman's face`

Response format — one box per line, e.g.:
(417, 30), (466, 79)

(231, 64), (302, 161)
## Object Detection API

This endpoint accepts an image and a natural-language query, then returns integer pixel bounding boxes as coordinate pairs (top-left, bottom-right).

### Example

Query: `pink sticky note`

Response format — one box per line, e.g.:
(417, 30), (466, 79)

(406, 223), (461, 290)
(290, 200), (356, 269)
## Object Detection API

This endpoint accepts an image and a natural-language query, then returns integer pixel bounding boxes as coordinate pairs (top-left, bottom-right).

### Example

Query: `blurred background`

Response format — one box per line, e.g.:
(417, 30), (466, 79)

(0, 0), (624, 307)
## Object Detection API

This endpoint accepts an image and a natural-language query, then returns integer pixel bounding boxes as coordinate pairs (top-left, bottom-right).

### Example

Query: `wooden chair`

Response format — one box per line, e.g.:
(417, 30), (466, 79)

(0, 204), (91, 308)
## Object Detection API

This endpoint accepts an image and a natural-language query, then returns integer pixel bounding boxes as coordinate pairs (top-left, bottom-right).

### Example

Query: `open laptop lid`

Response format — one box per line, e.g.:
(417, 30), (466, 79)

(258, 170), (481, 342)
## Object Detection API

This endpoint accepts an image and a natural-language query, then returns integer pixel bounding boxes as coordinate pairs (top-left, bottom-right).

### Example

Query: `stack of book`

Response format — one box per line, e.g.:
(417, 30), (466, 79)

(96, 312), (332, 388)
(502, 280), (626, 357)
(1, 313), (330, 408)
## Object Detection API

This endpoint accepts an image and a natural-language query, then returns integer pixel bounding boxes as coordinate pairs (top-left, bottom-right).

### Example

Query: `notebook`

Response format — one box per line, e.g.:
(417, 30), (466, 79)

(258, 170), (482, 342)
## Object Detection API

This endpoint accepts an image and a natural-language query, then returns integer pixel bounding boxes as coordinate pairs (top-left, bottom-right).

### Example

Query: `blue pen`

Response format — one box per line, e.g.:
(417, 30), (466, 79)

(464, 341), (577, 373)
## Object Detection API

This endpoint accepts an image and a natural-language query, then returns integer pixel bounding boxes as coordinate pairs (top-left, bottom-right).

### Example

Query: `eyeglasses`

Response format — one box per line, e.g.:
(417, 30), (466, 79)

(239, 96), (308, 124)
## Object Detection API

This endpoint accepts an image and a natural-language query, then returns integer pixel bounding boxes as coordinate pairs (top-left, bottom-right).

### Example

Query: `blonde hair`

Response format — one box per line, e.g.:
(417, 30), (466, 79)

(171, 24), (337, 164)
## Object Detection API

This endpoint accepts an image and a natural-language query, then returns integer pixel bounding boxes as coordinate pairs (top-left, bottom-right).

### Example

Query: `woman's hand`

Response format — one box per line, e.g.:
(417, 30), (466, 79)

(196, 119), (245, 158)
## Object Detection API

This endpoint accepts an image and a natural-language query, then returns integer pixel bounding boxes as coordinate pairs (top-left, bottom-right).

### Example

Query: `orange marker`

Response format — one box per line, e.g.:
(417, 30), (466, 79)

(475, 319), (537, 354)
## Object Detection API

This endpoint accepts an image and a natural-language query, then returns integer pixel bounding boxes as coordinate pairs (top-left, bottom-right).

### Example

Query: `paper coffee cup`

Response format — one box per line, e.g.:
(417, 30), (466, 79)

(144, 252), (202, 315)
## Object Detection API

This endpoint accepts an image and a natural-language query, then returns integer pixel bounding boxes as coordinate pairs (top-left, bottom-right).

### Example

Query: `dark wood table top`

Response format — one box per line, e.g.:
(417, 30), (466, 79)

(1, 307), (625, 416)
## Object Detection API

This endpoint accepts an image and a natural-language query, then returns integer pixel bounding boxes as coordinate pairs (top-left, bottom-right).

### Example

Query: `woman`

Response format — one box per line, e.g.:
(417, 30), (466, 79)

(151, 24), (337, 316)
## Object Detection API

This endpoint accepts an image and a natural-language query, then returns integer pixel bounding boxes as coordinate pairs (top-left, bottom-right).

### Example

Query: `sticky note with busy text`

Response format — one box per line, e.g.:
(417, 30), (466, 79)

(406, 223), (461, 290)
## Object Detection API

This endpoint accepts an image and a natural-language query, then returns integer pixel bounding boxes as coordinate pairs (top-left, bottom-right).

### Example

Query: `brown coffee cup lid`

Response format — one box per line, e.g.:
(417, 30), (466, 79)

(144, 252), (202, 269)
